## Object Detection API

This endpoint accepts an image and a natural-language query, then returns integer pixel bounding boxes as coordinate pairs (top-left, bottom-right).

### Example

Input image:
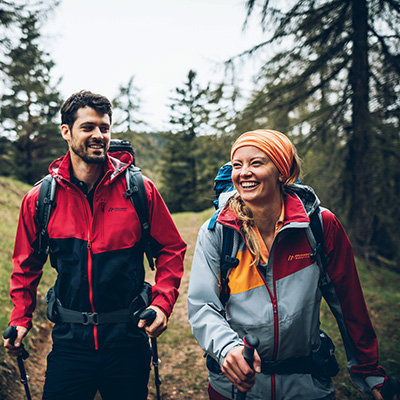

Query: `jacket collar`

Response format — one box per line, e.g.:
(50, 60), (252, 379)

(49, 150), (134, 183)
(217, 184), (319, 229)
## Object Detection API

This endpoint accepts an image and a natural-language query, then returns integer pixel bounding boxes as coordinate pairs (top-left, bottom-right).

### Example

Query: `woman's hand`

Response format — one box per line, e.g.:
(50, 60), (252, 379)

(221, 345), (261, 392)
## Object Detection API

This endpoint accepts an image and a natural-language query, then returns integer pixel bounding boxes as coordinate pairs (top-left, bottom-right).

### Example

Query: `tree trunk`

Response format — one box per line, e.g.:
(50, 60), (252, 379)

(348, 0), (373, 258)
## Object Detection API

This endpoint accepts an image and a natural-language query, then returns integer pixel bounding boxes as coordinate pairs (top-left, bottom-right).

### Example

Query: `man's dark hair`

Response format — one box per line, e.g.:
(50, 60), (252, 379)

(61, 90), (112, 128)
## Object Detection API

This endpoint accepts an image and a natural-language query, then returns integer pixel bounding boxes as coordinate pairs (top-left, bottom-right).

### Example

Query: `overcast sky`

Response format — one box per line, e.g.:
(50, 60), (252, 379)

(42, 0), (267, 130)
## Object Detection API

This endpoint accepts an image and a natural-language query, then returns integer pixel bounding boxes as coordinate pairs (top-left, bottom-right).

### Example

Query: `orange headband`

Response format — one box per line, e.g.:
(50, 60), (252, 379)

(231, 129), (294, 181)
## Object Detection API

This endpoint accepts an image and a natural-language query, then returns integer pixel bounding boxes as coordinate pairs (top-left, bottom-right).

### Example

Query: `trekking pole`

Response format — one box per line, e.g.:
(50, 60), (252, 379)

(236, 334), (260, 400)
(382, 376), (400, 399)
(140, 309), (162, 400)
(3, 326), (32, 400)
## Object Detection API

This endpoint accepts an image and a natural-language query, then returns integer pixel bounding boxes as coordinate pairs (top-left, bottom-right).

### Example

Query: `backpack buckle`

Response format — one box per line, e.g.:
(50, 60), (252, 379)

(310, 243), (321, 262)
(82, 312), (99, 326)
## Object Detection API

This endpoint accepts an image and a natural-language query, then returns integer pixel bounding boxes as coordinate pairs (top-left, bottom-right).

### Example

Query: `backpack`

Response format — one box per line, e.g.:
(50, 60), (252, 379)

(35, 139), (155, 270)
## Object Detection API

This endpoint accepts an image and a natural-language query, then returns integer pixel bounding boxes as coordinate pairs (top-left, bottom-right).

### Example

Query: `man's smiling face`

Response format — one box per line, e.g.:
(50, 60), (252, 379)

(61, 106), (111, 164)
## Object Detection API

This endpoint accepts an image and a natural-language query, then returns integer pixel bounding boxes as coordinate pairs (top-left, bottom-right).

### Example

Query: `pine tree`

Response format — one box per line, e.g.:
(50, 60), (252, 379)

(0, 0), (21, 50)
(112, 75), (147, 132)
(0, 10), (65, 184)
(240, 0), (400, 261)
(160, 70), (231, 212)
(159, 70), (214, 212)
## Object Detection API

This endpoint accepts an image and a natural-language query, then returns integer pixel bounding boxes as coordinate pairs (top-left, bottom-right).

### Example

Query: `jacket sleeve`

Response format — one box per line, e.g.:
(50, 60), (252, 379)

(144, 177), (186, 318)
(321, 209), (386, 393)
(187, 221), (243, 366)
(9, 186), (47, 330)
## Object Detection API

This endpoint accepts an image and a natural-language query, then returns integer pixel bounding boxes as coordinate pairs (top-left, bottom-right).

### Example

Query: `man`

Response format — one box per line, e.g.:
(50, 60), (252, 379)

(3, 90), (186, 399)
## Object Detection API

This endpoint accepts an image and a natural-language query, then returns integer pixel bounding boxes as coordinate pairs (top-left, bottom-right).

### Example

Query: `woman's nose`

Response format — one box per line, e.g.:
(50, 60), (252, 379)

(240, 164), (252, 176)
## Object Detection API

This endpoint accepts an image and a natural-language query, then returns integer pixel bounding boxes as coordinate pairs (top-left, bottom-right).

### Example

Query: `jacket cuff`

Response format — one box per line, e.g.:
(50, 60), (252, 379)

(219, 341), (244, 368)
(366, 376), (385, 393)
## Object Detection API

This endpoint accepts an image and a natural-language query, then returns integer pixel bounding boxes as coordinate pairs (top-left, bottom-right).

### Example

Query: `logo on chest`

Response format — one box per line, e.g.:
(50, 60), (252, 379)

(288, 253), (311, 261)
(108, 207), (128, 212)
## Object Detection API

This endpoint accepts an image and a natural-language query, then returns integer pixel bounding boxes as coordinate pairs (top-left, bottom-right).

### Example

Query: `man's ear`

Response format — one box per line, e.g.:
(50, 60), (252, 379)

(61, 124), (71, 142)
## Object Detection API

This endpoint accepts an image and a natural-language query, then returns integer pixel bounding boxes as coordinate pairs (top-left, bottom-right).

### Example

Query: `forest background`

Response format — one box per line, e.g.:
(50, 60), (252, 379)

(0, 0), (400, 398)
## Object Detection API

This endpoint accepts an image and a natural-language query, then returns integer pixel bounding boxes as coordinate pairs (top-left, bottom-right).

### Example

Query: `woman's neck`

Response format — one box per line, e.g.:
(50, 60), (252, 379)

(250, 195), (283, 239)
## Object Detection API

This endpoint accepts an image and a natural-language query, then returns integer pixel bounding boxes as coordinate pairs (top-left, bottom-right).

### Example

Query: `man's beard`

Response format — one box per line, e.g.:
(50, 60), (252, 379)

(71, 140), (108, 164)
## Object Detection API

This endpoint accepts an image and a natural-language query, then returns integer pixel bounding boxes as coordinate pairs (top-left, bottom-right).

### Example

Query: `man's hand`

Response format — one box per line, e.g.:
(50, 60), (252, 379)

(3, 326), (28, 357)
(137, 306), (167, 338)
(221, 345), (261, 392)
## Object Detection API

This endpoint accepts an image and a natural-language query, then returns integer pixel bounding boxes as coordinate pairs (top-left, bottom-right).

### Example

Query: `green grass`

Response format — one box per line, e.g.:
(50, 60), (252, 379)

(0, 177), (31, 330)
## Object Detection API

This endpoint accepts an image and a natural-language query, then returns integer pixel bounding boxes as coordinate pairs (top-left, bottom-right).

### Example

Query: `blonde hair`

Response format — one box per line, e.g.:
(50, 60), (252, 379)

(228, 146), (301, 265)
(228, 194), (261, 266)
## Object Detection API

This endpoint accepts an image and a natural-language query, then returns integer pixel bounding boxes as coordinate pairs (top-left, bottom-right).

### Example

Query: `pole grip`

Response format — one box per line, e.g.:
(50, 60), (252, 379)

(3, 326), (17, 344)
(3, 326), (29, 360)
(236, 335), (260, 400)
(139, 308), (156, 325)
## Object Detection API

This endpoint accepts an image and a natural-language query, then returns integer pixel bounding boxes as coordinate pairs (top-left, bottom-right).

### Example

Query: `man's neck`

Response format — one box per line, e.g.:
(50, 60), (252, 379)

(70, 154), (105, 192)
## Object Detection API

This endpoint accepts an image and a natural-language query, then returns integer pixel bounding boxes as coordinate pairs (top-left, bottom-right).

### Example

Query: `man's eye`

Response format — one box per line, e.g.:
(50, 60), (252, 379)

(100, 127), (109, 133)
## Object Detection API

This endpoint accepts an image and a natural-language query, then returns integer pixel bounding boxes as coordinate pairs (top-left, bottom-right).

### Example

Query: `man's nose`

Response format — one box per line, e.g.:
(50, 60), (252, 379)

(92, 127), (104, 139)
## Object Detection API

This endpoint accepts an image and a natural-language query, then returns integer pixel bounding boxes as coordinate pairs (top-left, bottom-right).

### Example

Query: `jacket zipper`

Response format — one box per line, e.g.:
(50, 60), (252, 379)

(79, 192), (98, 350)
(87, 237), (98, 349)
(251, 263), (278, 400)
(234, 225), (279, 399)
(254, 235), (279, 400)
(235, 226), (280, 359)
(100, 199), (106, 243)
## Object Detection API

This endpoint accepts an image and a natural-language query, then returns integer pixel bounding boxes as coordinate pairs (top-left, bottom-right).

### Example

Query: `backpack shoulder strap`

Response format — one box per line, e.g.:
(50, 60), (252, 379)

(305, 207), (330, 287)
(36, 174), (57, 254)
(124, 165), (155, 270)
(213, 224), (240, 308)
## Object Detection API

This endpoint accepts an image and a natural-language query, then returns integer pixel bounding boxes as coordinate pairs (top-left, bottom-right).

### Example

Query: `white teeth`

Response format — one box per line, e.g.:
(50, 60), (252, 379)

(242, 182), (258, 188)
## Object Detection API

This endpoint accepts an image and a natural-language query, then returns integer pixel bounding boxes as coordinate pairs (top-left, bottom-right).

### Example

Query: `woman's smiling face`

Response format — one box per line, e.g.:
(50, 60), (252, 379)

(231, 145), (284, 207)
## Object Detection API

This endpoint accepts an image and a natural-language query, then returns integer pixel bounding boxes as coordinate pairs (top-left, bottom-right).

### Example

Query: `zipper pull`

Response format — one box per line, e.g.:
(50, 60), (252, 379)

(273, 300), (278, 314)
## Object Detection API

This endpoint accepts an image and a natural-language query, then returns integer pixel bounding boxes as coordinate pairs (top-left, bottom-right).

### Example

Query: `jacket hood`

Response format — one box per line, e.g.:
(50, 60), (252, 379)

(285, 183), (320, 216)
(48, 150), (134, 183)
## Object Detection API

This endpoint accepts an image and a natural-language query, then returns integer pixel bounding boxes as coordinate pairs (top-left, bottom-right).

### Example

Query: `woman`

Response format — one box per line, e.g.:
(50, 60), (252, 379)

(188, 130), (390, 400)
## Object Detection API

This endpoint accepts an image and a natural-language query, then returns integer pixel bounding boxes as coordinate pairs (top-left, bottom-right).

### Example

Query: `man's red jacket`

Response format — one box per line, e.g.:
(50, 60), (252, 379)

(10, 150), (186, 350)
